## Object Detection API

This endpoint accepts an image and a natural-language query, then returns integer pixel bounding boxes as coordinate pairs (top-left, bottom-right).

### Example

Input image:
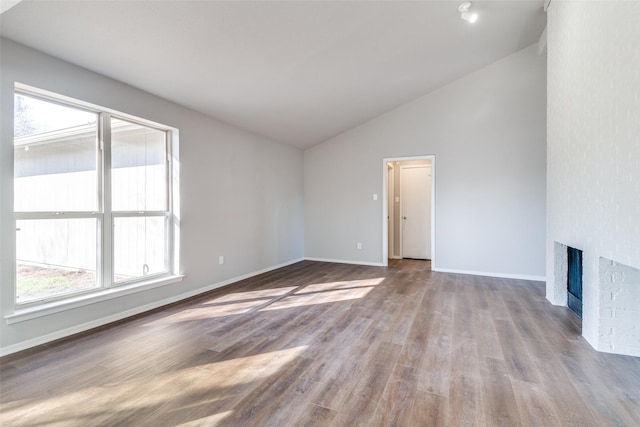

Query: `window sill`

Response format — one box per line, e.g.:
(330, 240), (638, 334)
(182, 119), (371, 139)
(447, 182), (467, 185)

(5, 275), (185, 324)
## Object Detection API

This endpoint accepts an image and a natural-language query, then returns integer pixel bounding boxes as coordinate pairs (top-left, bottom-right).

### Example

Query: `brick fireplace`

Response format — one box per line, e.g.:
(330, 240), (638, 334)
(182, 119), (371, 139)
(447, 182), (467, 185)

(549, 242), (639, 356)
(546, 1), (640, 357)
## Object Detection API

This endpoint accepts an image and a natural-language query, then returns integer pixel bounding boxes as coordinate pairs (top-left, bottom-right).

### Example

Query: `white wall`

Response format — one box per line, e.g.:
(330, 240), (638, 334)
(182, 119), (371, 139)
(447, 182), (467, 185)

(0, 39), (304, 354)
(304, 45), (547, 279)
(546, 1), (640, 356)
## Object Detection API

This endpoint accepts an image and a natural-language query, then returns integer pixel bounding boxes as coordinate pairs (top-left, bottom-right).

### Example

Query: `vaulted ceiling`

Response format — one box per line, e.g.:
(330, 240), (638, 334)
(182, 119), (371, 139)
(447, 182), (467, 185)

(1, 1), (546, 149)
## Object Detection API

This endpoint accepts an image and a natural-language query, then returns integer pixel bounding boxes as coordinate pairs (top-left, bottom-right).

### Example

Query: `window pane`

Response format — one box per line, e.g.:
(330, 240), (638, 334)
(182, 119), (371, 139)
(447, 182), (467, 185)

(16, 218), (98, 303)
(112, 118), (167, 211)
(114, 216), (167, 282)
(14, 94), (98, 212)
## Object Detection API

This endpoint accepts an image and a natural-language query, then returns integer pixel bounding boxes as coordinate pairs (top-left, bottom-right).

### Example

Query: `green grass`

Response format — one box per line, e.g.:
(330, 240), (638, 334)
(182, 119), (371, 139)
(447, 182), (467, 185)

(16, 264), (96, 301)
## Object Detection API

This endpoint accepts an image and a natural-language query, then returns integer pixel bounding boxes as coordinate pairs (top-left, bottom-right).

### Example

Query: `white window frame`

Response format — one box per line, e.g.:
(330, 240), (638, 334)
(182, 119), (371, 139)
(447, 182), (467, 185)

(12, 84), (179, 312)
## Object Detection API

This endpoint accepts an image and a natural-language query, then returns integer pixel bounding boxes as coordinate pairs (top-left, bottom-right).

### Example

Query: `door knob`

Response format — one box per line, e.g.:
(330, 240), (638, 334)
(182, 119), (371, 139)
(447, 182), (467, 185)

(403, 216), (407, 220)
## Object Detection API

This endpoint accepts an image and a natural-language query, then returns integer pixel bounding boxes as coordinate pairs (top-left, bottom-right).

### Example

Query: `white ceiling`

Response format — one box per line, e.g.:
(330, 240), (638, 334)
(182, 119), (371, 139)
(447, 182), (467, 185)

(0, 0), (546, 149)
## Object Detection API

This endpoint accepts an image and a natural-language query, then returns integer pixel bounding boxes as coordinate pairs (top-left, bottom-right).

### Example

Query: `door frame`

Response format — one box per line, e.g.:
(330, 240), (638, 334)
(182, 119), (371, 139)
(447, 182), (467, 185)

(387, 163), (395, 259)
(381, 155), (435, 267)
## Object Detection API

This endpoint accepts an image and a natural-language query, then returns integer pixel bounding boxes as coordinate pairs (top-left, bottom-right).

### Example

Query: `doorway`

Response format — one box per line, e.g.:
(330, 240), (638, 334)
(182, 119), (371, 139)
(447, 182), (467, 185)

(400, 164), (431, 259)
(382, 156), (435, 266)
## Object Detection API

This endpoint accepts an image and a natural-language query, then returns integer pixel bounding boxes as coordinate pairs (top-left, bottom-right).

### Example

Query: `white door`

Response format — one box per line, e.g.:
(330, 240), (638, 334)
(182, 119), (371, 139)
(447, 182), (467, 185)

(400, 165), (431, 259)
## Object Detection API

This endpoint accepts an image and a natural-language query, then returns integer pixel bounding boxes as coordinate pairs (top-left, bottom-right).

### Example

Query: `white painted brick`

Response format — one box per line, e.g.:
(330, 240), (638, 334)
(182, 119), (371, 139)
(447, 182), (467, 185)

(547, 1), (640, 356)
(609, 344), (640, 358)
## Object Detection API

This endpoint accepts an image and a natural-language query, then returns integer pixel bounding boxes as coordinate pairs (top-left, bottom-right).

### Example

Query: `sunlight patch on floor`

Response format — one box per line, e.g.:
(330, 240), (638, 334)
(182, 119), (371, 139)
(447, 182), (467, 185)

(261, 286), (376, 311)
(142, 279), (383, 326)
(203, 287), (297, 304)
(198, 345), (309, 388)
(0, 346), (309, 426)
(296, 277), (384, 294)
(143, 298), (273, 325)
(176, 410), (234, 426)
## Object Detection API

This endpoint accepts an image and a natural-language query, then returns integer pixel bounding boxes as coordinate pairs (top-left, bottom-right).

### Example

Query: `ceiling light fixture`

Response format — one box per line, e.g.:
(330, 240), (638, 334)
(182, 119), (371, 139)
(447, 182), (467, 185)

(458, 2), (478, 23)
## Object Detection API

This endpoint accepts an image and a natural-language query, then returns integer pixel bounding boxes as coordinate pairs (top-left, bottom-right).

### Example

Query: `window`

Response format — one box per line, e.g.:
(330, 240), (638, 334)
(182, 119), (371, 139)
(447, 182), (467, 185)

(14, 86), (176, 306)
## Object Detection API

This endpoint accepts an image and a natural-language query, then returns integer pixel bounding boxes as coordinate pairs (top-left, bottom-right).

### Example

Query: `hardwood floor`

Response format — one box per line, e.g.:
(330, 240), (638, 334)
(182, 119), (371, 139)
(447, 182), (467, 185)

(1, 260), (639, 426)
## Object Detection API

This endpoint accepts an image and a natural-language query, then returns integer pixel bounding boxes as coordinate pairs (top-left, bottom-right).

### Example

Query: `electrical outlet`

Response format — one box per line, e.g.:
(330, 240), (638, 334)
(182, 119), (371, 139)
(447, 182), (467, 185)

(219, 255), (224, 265)
(357, 242), (362, 250)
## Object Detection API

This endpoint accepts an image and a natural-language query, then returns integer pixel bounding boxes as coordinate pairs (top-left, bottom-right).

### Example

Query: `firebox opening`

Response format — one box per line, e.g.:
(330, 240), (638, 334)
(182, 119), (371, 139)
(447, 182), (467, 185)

(567, 246), (583, 318)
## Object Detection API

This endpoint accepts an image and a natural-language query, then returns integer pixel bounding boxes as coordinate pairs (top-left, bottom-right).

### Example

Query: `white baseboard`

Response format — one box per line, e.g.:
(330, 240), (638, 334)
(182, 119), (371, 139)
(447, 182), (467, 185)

(0, 258), (304, 357)
(431, 267), (545, 282)
(304, 257), (385, 267)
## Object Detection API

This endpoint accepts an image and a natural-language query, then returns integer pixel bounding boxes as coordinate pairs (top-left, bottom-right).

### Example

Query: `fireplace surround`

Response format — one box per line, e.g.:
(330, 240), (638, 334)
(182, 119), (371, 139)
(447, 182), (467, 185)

(549, 241), (639, 356)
